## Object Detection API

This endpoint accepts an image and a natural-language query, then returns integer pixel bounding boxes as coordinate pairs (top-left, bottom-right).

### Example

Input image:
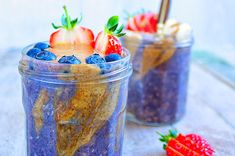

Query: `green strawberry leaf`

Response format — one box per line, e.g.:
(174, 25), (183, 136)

(163, 144), (167, 150)
(116, 33), (126, 37)
(169, 129), (178, 138)
(52, 23), (62, 29)
(106, 16), (119, 30)
(159, 138), (165, 142)
(108, 23), (118, 32)
(104, 15), (126, 37)
(115, 24), (124, 34)
(71, 18), (78, 28)
(61, 14), (68, 27)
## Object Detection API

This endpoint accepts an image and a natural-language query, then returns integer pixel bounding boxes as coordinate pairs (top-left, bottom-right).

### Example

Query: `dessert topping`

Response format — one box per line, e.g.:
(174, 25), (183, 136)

(95, 16), (125, 56)
(105, 53), (122, 62)
(34, 42), (50, 50)
(27, 48), (41, 58)
(126, 12), (158, 33)
(50, 6), (94, 50)
(86, 54), (106, 64)
(58, 55), (81, 64)
(35, 51), (57, 61)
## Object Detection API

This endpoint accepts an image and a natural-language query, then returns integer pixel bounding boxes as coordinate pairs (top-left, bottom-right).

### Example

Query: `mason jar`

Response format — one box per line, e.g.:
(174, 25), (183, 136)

(123, 32), (193, 126)
(19, 43), (132, 156)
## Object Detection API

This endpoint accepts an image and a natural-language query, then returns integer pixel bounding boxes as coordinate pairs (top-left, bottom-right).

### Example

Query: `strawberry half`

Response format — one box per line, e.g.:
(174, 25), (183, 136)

(126, 12), (158, 33)
(94, 16), (125, 56)
(50, 6), (94, 51)
(158, 130), (214, 156)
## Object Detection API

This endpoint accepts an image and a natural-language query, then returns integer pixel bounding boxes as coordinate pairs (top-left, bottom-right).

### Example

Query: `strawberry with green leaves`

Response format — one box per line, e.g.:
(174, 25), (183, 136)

(126, 12), (158, 33)
(95, 16), (125, 56)
(158, 130), (214, 156)
(50, 6), (94, 50)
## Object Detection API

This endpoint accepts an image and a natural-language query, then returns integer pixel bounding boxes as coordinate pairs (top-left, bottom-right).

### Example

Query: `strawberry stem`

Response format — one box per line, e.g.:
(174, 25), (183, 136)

(63, 5), (72, 30)
(52, 6), (81, 30)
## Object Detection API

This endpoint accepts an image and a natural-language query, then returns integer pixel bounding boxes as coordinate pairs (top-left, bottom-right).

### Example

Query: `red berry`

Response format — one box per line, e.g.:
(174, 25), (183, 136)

(49, 5), (95, 56)
(95, 32), (122, 56)
(50, 26), (94, 50)
(94, 16), (125, 56)
(158, 130), (214, 156)
(126, 12), (158, 33)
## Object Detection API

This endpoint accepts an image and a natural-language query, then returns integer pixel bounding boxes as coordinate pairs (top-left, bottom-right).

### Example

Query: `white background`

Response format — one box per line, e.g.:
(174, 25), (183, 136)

(0, 0), (234, 54)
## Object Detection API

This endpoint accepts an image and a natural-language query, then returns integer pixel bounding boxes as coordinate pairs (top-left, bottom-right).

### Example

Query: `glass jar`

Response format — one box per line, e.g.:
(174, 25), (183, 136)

(18, 43), (132, 156)
(123, 32), (193, 126)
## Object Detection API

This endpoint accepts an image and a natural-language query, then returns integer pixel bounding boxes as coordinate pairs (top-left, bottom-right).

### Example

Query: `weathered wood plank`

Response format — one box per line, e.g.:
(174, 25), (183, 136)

(190, 64), (235, 129)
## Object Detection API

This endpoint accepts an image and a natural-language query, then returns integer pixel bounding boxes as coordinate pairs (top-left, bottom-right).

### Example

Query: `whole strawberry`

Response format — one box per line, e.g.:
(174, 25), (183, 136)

(95, 16), (125, 56)
(126, 12), (158, 33)
(158, 130), (214, 156)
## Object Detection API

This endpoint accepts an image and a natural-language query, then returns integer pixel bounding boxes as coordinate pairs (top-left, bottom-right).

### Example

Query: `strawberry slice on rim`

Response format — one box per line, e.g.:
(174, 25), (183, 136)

(126, 12), (158, 33)
(50, 6), (94, 54)
(94, 16), (126, 56)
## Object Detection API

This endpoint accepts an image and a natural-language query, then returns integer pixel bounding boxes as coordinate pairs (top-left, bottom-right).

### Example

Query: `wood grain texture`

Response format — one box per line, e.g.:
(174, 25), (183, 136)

(0, 49), (235, 156)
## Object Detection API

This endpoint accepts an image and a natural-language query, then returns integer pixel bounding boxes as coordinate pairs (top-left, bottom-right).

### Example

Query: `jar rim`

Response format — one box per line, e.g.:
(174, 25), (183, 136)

(123, 30), (194, 48)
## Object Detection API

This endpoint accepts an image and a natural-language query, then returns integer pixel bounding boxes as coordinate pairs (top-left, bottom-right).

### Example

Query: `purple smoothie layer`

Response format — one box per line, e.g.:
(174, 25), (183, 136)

(123, 34), (192, 125)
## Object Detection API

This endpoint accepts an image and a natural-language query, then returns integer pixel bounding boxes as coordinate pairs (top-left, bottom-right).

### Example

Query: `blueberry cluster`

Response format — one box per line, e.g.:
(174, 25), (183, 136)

(27, 42), (122, 65)
(26, 42), (56, 61)
(86, 53), (122, 64)
(86, 53), (122, 73)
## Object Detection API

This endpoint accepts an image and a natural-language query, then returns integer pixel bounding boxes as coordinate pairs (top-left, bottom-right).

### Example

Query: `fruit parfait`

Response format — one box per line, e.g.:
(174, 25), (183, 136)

(122, 11), (193, 126)
(19, 6), (132, 156)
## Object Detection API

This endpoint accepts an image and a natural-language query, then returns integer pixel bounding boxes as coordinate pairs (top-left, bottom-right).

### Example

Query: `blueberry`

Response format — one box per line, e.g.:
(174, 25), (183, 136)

(58, 55), (81, 64)
(35, 51), (57, 61)
(26, 48), (41, 58)
(100, 64), (111, 74)
(86, 54), (106, 64)
(105, 53), (122, 62)
(34, 42), (50, 50)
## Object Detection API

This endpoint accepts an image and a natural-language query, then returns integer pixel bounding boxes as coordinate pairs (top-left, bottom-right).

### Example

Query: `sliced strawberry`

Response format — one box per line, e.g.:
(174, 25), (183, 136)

(126, 12), (158, 33)
(75, 26), (94, 46)
(50, 27), (94, 49)
(49, 6), (94, 53)
(126, 17), (139, 32)
(144, 12), (158, 33)
(50, 29), (75, 49)
(134, 14), (146, 32)
(95, 16), (125, 56)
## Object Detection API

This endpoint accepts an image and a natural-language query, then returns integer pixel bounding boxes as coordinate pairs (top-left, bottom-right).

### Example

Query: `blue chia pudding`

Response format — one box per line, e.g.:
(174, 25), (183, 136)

(19, 44), (131, 156)
(19, 8), (132, 156)
(123, 19), (193, 126)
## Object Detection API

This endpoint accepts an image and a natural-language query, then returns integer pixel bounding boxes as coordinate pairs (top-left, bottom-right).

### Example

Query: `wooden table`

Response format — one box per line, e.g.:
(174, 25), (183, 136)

(0, 48), (235, 156)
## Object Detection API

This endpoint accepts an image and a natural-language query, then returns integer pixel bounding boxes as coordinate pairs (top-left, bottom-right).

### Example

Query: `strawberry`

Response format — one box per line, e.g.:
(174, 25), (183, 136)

(94, 16), (125, 56)
(158, 130), (214, 156)
(126, 12), (158, 33)
(50, 6), (94, 51)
